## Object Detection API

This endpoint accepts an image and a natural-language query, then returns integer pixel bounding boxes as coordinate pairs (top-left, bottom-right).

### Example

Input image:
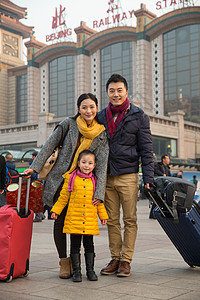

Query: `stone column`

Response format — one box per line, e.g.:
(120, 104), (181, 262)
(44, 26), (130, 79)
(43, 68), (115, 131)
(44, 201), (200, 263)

(168, 110), (185, 158)
(0, 69), (8, 125)
(37, 112), (54, 147)
(27, 66), (41, 123)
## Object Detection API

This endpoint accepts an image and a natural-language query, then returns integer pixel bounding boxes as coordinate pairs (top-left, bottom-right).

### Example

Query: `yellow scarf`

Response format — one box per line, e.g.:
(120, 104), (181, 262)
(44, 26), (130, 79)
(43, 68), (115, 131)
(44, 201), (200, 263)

(63, 116), (105, 177)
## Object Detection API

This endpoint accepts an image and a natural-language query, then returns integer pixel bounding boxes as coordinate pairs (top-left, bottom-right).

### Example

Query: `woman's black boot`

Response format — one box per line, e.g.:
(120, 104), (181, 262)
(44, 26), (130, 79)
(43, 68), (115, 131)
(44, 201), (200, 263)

(85, 253), (98, 281)
(70, 253), (82, 282)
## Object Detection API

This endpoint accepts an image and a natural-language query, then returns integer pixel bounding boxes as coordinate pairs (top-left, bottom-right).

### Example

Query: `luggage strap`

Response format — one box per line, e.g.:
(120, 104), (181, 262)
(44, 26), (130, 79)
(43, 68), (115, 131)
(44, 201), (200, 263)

(172, 191), (178, 223)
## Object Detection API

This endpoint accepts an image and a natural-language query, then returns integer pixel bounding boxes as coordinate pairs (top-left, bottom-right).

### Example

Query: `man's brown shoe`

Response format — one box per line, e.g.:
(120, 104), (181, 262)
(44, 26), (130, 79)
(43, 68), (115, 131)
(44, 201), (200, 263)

(100, 259), (119, 275)
(117, 261), (131, 277)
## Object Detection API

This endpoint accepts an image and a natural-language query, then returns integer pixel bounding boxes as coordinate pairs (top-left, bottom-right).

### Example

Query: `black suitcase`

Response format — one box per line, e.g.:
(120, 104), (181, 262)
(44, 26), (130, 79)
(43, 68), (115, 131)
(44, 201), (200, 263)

(153, 204), (200, 267)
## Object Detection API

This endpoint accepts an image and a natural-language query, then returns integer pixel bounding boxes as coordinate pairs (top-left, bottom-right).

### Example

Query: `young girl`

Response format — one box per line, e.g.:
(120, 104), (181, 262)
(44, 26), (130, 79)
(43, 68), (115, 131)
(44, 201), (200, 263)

(51, 150), (108, 282)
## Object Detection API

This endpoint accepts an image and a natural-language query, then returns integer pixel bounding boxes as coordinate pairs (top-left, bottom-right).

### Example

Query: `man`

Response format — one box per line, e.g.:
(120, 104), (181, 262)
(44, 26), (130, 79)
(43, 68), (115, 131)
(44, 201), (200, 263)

(173, 170), (183, 178)
(29, 151), (39, 181)
(149, 154), (171, 219)
(98, 74), (154, 277)
(0, 155), (6, 207)
(154, 154), (171, 177)
(5, 153), (18, 184)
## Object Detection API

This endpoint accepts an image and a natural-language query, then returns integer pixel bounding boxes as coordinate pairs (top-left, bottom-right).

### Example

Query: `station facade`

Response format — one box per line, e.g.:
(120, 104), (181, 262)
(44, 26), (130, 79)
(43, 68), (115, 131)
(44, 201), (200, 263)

(0, 1), (200, 162)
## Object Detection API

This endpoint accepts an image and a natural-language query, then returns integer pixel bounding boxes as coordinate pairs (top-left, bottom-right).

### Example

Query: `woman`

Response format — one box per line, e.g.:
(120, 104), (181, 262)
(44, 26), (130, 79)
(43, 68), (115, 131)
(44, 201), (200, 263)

(24, 93), (109, 278)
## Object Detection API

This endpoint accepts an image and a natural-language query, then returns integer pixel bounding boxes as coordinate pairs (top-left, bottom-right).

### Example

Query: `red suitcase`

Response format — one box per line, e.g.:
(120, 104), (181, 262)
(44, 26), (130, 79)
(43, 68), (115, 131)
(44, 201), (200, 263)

(0, 175), (34, 282)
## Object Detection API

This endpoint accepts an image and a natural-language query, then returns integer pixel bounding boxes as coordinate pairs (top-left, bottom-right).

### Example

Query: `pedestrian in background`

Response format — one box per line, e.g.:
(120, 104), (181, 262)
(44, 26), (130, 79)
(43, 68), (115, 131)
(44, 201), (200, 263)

(173, 170), (183, 178)
(154, 154), (171, 177)
(0, 155), (6, 207)
(149, 154), (171, 219)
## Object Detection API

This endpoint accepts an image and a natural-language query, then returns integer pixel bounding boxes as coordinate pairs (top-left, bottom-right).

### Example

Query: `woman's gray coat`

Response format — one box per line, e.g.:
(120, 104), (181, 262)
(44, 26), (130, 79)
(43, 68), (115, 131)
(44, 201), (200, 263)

(31, 117), (109, 207)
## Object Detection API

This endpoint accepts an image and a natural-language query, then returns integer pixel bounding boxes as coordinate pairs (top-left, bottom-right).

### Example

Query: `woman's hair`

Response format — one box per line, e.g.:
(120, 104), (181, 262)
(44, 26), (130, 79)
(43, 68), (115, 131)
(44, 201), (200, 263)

(73, 93), (98, 119)
(78, 150), (96, 163)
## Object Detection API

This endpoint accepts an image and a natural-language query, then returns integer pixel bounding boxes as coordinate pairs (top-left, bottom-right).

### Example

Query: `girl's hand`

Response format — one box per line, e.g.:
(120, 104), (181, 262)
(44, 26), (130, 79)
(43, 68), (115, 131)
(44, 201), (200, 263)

(51, 212), (58, 219)
(101, 220), (107, 226)
(92, 198), (101, 206)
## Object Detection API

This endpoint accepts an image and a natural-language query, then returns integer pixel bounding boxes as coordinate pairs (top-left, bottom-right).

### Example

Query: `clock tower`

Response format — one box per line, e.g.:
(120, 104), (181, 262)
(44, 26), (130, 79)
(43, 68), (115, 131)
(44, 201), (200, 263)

(0, 0), (34, 69)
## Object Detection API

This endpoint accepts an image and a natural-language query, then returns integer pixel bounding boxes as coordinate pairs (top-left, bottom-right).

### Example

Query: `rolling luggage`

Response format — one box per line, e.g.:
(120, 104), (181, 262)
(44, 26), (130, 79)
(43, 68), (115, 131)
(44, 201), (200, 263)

(145, 177), (200, 267)
(153, 205), (200, 267)
(0, 174), (34, 282)
(7, 179), (44, 213)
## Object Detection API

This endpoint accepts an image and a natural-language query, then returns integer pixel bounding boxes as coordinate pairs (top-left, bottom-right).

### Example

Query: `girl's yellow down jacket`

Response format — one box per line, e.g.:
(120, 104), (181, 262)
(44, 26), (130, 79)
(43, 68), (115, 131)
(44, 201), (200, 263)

(51, 173), (108, 235)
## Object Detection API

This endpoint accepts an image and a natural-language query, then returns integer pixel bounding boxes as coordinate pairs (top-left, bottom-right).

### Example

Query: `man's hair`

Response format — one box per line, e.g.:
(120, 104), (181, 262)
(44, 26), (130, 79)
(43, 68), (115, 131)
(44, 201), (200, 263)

(5, 153), (13, 161)
(78, 150), (96, 163)
(161, 154), (169, 162)
(106, 73), (128, 92)
(32, 151), (38, 157)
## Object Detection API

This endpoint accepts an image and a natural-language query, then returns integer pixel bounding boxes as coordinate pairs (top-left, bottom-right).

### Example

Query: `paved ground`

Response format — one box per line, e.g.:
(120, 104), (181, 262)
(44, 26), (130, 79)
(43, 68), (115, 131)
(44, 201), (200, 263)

(0, 199), (200, 300)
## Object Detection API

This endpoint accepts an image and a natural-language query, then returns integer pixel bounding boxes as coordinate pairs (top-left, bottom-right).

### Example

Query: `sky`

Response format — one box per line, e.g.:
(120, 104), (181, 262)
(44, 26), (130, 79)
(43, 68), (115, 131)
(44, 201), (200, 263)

(15, 0), (200, 45)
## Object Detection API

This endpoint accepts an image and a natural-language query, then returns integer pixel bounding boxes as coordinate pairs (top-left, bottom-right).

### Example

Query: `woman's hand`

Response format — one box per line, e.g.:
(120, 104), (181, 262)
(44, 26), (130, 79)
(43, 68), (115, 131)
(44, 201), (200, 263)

(24, 168), (34, 178)
(92, 198), (101, 206)
(101, 220), (107, 226)
(51, 212), (58, 219)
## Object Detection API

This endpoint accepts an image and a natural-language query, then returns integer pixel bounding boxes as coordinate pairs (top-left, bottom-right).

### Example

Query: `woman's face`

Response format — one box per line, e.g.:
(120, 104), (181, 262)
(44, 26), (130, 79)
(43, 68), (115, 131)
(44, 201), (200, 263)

(78, 98), (98, 125)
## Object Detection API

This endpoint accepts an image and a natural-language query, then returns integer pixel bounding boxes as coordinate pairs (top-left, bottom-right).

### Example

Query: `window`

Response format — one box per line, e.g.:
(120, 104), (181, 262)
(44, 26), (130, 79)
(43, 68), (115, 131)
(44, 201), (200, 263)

(152, 136), (177, 157)
(163, 24), (200, 124)
(49, 56), (75, 118)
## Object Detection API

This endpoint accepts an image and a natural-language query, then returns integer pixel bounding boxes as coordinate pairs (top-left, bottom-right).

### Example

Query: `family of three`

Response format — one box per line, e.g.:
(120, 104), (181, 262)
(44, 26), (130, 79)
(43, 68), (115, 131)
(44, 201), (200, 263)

(25, 73), (154, 282)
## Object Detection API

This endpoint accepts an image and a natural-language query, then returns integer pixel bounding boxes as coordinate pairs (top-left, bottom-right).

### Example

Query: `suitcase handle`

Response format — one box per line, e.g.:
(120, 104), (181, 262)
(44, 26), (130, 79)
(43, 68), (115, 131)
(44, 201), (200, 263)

(17, 173), (31, 215)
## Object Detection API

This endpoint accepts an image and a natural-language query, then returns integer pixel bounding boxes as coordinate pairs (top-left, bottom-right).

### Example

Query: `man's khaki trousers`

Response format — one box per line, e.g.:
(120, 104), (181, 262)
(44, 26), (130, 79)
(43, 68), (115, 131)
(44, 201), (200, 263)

(105, 173), (139, 263)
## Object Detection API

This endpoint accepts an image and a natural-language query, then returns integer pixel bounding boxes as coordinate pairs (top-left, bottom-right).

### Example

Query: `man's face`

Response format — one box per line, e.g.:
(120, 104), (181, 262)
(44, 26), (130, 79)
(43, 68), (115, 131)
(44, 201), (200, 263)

(107, 82), (128, 107)
(163, 156), (170, 166)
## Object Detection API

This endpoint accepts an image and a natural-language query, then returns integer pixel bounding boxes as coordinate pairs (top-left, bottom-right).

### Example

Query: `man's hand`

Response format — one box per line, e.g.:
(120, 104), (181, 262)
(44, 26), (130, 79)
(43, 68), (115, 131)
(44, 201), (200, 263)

(0, 189), (4, 194)
(144, 183), (150, 189)
(92, 198), (101, 206)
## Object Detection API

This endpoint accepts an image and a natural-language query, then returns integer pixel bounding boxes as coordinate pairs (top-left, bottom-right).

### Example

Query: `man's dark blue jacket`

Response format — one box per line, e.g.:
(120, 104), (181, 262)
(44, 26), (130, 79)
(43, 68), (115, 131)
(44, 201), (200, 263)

(98, 103), (154, 184)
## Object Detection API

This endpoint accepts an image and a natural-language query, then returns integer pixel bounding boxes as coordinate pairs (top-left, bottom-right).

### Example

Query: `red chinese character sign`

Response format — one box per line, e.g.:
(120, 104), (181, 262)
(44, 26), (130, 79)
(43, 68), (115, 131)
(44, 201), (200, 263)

(52, 5), (66, 29)
(93, 0), (135, 29)
(46, 4), (72, 43)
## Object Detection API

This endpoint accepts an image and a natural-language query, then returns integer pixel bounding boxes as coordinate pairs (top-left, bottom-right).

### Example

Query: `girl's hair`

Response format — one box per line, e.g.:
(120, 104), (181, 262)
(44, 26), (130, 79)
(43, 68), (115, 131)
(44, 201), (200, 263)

(73, 93), (98, 119)
(78, 150), (96, 163)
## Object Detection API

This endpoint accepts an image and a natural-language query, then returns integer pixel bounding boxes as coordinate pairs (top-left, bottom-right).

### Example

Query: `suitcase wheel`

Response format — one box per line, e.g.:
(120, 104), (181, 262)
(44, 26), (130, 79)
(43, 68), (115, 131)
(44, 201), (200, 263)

(23, 259), (30, 277)
(6, 275), (13, 282)
(6, 263), (14, 282)
(23, 270), (29, 277)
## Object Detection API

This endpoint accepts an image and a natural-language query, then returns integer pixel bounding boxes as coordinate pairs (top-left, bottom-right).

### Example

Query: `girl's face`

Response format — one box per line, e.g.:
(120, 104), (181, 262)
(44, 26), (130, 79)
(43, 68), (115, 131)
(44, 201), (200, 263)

(78, 98), (98, 125)
(78, 154), (96, 175)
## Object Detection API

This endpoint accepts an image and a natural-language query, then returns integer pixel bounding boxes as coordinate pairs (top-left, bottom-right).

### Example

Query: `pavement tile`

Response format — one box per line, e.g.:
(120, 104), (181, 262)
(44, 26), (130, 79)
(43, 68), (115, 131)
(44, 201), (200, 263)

(0, 291), (49, 300)
(98, 281), (188, 300)
(31, 284), (123, 300)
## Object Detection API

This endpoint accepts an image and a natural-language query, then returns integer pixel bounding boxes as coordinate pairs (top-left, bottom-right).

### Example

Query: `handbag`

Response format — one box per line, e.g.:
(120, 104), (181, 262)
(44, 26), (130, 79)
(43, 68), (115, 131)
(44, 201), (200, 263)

(38, 124), (65, 180)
